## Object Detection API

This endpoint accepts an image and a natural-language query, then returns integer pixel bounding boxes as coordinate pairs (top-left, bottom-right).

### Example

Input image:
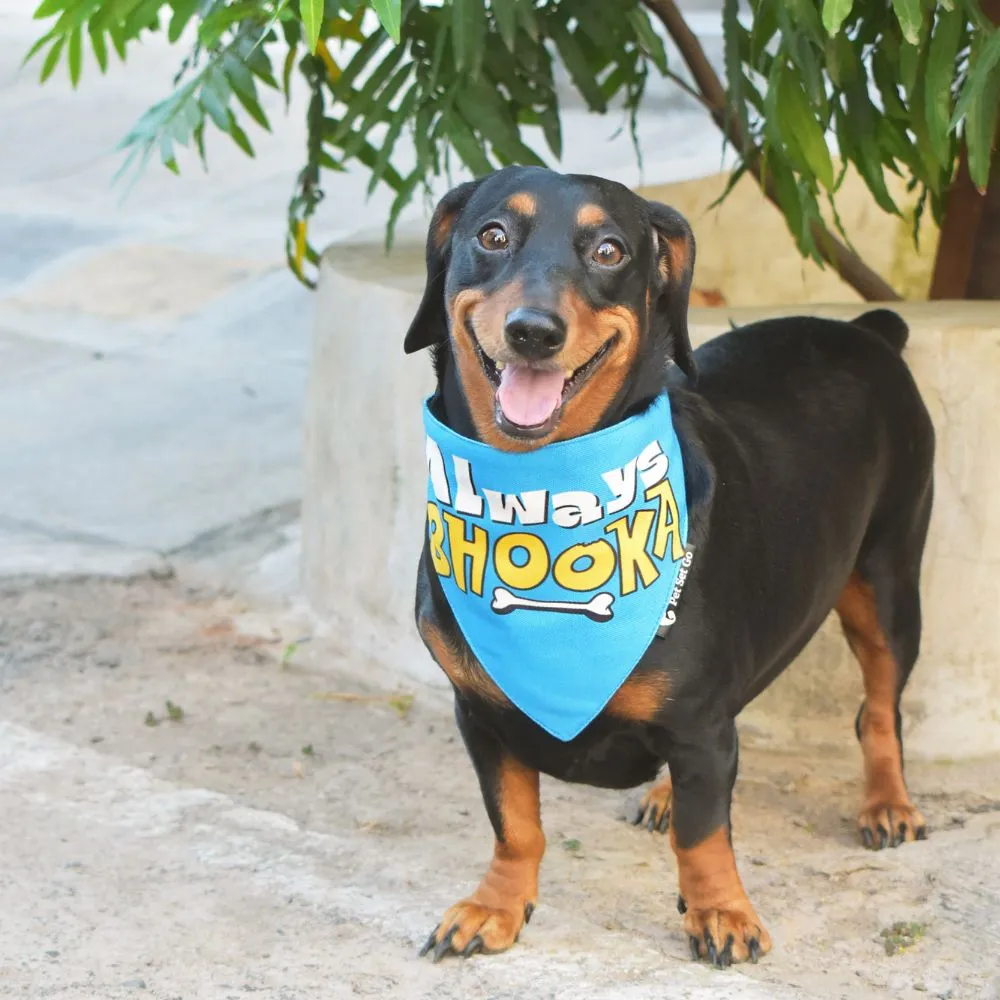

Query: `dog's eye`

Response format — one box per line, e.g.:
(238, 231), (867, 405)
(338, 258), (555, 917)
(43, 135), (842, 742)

(478, 225), (509, 252)
(593, 239), (625, 267)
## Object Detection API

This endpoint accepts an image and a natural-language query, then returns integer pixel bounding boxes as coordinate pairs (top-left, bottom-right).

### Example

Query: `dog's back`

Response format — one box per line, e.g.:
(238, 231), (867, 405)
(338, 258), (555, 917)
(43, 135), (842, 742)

(683, 309), (934, 703)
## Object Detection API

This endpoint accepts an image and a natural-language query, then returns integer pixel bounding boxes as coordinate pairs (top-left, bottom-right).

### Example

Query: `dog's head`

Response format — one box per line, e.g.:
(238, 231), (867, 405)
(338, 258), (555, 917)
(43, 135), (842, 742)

(405, 165), (696, 450)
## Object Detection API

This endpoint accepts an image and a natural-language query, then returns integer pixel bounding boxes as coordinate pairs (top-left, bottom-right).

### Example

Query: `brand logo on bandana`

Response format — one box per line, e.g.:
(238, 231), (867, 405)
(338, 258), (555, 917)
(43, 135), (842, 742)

(423, 392), (690, 741)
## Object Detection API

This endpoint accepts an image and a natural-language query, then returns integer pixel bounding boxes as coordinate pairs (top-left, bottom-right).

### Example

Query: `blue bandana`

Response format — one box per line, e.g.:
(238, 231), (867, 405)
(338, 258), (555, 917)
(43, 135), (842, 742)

(423, 392), (690, 741)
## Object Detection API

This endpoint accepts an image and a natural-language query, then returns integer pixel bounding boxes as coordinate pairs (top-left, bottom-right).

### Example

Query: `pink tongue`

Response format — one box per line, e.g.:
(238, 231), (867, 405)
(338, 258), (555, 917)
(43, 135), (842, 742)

(497, 365), (565, 427)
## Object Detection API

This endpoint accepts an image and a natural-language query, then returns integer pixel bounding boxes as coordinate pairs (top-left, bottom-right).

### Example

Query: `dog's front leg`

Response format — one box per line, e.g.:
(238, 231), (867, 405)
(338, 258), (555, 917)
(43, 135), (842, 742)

(666, 720), (771, 967)
(420, 698), (545, 961)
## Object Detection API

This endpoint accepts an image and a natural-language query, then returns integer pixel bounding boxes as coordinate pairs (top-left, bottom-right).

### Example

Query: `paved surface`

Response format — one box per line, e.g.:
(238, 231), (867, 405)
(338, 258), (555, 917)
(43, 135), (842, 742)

(2, 576), (998, 1000)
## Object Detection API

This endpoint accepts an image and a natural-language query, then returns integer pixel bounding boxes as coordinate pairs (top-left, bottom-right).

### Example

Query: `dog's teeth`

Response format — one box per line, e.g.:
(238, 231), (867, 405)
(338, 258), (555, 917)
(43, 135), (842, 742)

(496, 361), (505, 371)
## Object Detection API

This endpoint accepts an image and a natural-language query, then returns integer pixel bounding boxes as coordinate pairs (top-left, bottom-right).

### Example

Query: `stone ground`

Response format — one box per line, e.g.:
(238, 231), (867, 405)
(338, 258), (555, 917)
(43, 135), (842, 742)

(3, 2), (1000, 999)
(1, 575), (1000, 1000)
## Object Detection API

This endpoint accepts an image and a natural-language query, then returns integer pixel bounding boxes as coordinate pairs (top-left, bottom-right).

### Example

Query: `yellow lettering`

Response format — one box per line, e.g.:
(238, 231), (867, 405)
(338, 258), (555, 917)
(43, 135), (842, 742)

(552, 540), (617, 592)
(605, 510), (659, 595)
(443, 511), (488, 596)
(645, 478), (685, 562)
(494, 533), (550, 590)
(426, 502), (451, 577)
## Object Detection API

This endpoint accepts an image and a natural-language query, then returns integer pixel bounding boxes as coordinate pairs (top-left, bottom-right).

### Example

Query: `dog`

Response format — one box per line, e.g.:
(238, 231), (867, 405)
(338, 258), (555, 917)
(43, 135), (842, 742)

(404, 165), (934, 967)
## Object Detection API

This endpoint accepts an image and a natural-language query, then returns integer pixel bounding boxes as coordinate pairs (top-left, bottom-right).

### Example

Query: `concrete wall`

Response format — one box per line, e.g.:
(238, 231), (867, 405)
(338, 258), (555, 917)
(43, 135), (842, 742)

(304, 225), (1000, 762)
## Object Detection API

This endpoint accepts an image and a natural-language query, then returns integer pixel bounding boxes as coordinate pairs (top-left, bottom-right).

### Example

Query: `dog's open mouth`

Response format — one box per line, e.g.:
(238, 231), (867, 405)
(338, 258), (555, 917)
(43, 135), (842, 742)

(472, 334), (618, 439)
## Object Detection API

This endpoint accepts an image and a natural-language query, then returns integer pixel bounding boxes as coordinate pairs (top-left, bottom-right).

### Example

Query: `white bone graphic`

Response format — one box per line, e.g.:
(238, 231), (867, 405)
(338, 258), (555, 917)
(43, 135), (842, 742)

(491, 587), (615, 623)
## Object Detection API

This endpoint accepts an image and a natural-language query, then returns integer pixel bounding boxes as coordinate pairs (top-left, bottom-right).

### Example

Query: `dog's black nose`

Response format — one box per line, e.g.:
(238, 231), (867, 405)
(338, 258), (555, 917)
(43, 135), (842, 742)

(504, 308), (567, 360)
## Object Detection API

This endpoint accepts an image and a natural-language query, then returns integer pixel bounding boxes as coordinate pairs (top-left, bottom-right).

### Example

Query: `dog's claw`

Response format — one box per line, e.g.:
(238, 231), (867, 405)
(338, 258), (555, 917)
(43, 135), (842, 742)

(717, 934), (734, 969)
(461, 935), (484, 959)
(689, 935), (701, 960)
(861, 827), (874, 849)
(524, 902), (535, 925)
(433, 926), (457, 963)
(748, 938), (760, 964)
(878, 825), (888, 850)
(419, 926), (439, 958)
(677, 894), (687, 914)
(647, 810), (657, 833)
(916, 825), (928, 841)
(705, 929), (718, 967)
(659, 810), (670, 833)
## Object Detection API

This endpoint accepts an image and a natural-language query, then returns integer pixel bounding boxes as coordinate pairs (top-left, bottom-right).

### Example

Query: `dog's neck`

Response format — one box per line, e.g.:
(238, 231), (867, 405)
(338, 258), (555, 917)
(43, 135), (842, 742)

(431, 342), (676, 443)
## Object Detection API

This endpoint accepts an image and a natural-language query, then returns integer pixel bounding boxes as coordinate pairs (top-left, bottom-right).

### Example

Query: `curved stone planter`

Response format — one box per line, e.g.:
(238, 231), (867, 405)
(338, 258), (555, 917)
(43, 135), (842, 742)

(304, 224), (1000, 761)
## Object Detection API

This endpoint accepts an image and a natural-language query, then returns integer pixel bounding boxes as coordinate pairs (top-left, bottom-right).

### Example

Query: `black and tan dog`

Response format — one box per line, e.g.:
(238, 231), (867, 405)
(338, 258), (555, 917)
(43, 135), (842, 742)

(405, 165), (933, 967)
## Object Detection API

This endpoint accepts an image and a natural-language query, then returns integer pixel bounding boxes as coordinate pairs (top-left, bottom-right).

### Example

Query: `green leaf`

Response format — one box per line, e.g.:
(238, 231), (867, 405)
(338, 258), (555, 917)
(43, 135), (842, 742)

(89, 23), (107, 72)
(341, 62), (411, 159)
(444, 110), (493, 175)
(386, 168), (421, 246)
(282, 43), (297, 107)
(301, 0), (322, 52)
(625, 8), (668, 74)
(952, 29), (1000, 126)
(872, 45), (907, 119)
(891, 0), (922, 45)
(367, 85), (416, 194)
(775, 64), (834, 189)
(965, 61), (1000, 190)
(492, 0), (517, 52)
(452, 0), (485, 74)
(108, 21), (126, 60)
(749, 0), (778, 63)
(168, 0), (198, 43)
(67, 23), (82, 86)
(227, 109), (255, 156)
(39, 35), (64, 82)
(924, 10), (964, 167)
(549, 20), (606, 113)
(33, 0), (71, 18)
(821, 0), (854, 37)
(723, 0), (749, 152)
(371, 0), (402, 45)
(199, 78), (231, 130)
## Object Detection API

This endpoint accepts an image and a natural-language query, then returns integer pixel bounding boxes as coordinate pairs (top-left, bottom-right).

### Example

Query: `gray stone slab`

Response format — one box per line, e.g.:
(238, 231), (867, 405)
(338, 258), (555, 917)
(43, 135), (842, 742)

(0, 214), (116, 289)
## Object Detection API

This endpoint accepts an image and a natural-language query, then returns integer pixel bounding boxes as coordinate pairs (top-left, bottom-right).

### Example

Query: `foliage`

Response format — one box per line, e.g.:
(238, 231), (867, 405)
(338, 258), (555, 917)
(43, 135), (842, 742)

(26, 0), (667, 285)
(25, 0), (1000, 288)
(725, 0), (1000, 262)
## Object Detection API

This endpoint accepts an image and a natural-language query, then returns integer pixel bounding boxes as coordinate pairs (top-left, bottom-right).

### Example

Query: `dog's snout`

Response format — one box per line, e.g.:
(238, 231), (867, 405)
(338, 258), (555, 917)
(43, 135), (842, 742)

(504, 308), (567, 360)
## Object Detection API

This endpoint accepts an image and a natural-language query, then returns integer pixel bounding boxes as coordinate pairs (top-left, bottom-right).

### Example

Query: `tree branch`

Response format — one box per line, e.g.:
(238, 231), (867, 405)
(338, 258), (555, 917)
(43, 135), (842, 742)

(641, 0), (902, 303)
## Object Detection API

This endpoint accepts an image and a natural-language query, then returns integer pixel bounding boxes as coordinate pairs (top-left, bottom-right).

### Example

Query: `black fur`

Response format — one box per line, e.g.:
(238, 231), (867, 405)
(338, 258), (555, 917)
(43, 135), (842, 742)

(406, 166), (935, 963)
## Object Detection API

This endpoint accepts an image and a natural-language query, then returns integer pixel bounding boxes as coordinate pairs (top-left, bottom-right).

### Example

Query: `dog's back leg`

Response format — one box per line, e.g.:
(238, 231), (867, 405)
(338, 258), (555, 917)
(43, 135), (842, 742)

(835, 489), (932, 850)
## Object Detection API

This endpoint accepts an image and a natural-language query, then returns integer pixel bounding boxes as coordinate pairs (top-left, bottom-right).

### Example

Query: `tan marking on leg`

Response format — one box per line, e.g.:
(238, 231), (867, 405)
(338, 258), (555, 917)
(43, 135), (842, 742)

(575, 203), (606, 227)
(606, 671), (669, 722)
(419, 618), (509, 708)
(836, 572), (926, 847)
(428, 758), (545, 956)
(634, 770), (672, 833)
(671, 825), (771, 963)
(506, 192), (536, 216)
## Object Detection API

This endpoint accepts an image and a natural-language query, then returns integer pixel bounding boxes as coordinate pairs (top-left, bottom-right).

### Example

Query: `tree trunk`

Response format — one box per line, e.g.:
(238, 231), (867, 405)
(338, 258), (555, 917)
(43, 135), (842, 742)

(928, 149), (986, 299)
(930, 0), (1000, 299)
(967, 145), (1000, 298)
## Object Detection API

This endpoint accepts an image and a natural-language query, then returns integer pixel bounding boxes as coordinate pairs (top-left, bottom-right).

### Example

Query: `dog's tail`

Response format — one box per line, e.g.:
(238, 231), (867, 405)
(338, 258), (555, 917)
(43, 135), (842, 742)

(851, 308), (909, 352)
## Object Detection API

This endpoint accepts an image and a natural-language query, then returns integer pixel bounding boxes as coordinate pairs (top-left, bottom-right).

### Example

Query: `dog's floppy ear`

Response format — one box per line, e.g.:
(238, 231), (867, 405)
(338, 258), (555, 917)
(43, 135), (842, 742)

(646, 201), (697, 381)
(403, 179), (483, 354)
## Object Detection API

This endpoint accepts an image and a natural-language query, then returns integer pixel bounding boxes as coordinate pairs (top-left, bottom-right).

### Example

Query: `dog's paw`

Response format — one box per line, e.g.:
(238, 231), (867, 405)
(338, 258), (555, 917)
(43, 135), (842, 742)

(683, 905), (771, 968)
(631, 776), (672, 834)
(419, 899), (534, 962)
(858, 800), (927, 849)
